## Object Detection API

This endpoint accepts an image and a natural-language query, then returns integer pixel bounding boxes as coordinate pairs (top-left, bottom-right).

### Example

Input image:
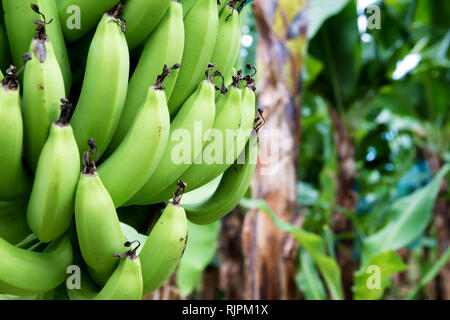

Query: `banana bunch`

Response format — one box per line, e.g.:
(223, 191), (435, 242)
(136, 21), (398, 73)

(0, 0), (261, 300)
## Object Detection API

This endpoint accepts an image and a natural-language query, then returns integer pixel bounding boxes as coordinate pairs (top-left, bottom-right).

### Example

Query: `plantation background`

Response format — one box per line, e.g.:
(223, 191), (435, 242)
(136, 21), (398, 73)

(144, 0), (450, 300)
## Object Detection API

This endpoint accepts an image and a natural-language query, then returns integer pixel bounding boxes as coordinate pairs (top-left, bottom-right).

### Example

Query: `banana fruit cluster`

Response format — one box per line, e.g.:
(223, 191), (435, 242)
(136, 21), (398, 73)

(0, 0), (260, 300)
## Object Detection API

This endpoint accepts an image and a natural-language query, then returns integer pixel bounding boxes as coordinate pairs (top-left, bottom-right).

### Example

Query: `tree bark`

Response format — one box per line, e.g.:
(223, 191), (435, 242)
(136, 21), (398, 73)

(241, 0), (308, 300)
(143, 273), (180, 300)
(423, 149), (450, 299)
(329, 108), (358, 299)
(219, 208), (245, 299)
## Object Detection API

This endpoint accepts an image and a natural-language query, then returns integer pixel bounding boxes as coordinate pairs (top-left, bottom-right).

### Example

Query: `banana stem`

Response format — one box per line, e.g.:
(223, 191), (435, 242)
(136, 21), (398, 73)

(15, 234), (39, 249)
(172, 180), (187, 205)
(153, 63), (181, 91)
(231, 69), (244, 88)
(1, 54), (31, 90)
(82, 138), (99, 175)
(31, 3), (53, 41)
(113, 241), (141, 260)
(56, 98), (73, 126)
(205, 64), (228, 94)
(108, 2), (127, 33)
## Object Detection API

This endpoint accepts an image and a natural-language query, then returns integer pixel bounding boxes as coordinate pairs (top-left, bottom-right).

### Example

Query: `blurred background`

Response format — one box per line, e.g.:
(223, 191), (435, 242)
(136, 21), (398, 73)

(145, 0), (450, 300)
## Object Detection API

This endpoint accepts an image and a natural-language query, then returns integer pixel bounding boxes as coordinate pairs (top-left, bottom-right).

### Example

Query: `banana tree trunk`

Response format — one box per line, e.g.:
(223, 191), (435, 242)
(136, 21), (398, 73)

(240, 0), (308, 300)
(329, 108), (358, 299)
(424, 149), (450, 299)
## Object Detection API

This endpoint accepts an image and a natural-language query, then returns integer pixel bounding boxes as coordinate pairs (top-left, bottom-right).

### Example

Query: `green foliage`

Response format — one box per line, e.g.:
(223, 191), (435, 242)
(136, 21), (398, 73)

(297, 0), (450, 300)
(354, 250), (406, 300)
(295, 249), (326, 300)
(360, 165), (450, 267)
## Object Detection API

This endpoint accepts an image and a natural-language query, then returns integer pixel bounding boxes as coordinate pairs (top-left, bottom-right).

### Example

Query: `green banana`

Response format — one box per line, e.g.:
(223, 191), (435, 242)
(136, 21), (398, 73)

(122, 0), (171, 50)
(185, 135), (258, 225)
(22, 10), (67, 172)
(74, 142), (127, 286)
(140, 184), (188, 296)
(125, 65), (220, 206)
(149, 73), (243, 203)
(218, 0), (228, 13)
(107, 1), (184, 154)
(70, 8), (130, 159)
(0, 232), (73, 296)
(26, 100), (80, 243)
(97, 66), (173, 208)
(0, 199), (32, 245)
(3, 1), (71, 92)
(0, 21), (11, 71)
(180, 0), (198, 18)
(167, 0), (218, 116)
(0, 64), (32, 201)
(95, 242), (143, 300)
(65, 230), (101, 300)
(57, 0), (119, 43)
(210, 1), (241, 90)
(198, 70), (257, 185)
(66, 241), (143, 300)
(39, 283), (69, 300)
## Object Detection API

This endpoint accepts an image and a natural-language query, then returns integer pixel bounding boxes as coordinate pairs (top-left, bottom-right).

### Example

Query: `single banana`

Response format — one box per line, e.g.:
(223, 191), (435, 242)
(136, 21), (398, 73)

(58, 0), (119, 43)
(98, 66), (173, 208)
(95, 241), (143, 300)
(167, 0), (218, 116)
(3, 1), (71, 92)
(185, 135), (258, 225)
(0, 64), (32, 201)
(122, 0), (171, 50)
(26, 100), (80, 243)
(70, 7), (130, 159)
(210, 1), (241, 91)
(74, 141), (127, 286)
(22, 9), (67, 172)
(107, 1), (184, 154)
(150, 73), (243, 203)
(0, 232), (73, 296)
(0, 199), (32, 245)
(125, 65), (220, 206)
(140, 183), (188, 296)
